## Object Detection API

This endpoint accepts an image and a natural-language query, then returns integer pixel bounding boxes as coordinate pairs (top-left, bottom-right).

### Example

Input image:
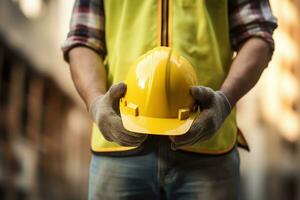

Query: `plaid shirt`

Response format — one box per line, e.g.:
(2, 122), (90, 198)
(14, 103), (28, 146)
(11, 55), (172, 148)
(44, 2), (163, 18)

(62, 0), (277, 61)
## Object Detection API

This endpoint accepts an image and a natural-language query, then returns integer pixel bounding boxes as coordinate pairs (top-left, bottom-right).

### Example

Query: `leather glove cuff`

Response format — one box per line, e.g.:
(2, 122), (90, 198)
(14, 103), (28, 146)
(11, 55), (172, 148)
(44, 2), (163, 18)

(89, 95), (104, 122)
(216, 90), (232, 114)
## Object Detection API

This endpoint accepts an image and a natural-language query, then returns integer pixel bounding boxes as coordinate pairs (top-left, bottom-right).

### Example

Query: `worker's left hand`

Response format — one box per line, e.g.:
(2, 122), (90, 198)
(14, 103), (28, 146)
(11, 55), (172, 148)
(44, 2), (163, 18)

(170, 86), (232, 150)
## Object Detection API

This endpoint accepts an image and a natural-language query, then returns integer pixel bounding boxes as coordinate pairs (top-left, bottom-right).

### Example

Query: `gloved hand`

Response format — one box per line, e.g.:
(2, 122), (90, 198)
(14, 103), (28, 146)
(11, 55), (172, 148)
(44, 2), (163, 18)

(89, 83), (147, 147)
(170, 86), (232, 150)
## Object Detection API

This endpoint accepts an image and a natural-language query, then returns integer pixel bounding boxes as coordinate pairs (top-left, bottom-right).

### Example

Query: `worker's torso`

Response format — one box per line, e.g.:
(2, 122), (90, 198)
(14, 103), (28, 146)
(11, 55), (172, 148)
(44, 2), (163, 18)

(91, 0), (240, 154)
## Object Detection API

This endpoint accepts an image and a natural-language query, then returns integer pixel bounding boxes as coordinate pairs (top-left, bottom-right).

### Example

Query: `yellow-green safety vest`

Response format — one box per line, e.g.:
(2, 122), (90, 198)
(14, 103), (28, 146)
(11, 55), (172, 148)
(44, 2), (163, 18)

(91, 0), (249, 154)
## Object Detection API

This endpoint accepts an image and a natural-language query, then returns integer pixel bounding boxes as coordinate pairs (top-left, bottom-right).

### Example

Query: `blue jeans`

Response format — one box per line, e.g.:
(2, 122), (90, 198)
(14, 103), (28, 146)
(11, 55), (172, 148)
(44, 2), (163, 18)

(88, 137), (240, 200)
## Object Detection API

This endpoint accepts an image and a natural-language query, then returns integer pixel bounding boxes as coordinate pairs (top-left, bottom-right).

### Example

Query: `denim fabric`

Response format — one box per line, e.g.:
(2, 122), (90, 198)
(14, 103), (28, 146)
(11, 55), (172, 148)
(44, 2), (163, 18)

(88, 136), (240, 200)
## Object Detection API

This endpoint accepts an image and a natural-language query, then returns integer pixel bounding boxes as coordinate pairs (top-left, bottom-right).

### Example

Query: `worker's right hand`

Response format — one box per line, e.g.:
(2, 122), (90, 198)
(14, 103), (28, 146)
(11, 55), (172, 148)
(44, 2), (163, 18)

(89, 83), (147, 147)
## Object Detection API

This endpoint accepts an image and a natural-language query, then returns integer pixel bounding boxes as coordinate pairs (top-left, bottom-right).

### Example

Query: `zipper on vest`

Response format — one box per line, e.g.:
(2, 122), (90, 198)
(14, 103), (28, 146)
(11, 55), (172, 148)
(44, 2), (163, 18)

(161, 0), (169, 46)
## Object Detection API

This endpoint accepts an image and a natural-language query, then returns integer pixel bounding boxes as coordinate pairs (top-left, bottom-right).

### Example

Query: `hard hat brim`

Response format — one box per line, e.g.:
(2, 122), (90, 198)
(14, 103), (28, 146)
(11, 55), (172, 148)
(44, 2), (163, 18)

(120, 111), (198, 136)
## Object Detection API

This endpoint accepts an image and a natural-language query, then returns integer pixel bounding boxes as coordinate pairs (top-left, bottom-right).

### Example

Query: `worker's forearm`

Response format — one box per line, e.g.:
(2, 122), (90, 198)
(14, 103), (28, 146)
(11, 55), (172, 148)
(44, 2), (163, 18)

(220, 38), (273, 106)
(69, 47), (107, 109)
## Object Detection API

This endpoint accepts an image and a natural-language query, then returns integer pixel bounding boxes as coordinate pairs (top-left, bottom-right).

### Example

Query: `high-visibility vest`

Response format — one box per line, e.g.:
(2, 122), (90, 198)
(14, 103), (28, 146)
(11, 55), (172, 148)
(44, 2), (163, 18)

(91, 0), (248, 154)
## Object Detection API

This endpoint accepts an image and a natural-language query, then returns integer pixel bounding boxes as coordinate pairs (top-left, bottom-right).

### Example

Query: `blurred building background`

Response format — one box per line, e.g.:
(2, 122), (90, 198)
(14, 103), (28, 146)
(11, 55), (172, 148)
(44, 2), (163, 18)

(0, 1), (91, 199)
(0, 0), (299, 200)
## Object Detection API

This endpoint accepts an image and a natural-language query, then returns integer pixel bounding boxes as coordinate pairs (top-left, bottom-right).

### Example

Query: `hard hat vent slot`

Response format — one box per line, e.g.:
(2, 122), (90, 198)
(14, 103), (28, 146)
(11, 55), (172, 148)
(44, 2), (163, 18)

(126, 103), (139, 116)
(178, 108), (190, 120)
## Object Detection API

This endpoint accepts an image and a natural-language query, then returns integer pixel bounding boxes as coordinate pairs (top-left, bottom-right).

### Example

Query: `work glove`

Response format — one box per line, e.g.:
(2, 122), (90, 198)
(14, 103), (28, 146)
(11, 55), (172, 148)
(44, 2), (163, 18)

(89, 83), (147, 147)
(170, 86), (232, 150)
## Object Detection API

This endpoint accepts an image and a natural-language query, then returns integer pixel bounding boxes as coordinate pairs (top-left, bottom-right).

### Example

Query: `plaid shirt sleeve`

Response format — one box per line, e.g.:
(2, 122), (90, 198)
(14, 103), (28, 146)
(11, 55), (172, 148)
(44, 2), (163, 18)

(62, 0), (106, 62)
(229, 0), (278, 52)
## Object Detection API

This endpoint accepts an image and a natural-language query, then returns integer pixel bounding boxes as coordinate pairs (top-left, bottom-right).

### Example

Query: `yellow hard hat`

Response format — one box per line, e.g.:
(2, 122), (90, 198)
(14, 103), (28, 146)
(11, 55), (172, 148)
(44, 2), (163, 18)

(120, 47), (199, 135)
